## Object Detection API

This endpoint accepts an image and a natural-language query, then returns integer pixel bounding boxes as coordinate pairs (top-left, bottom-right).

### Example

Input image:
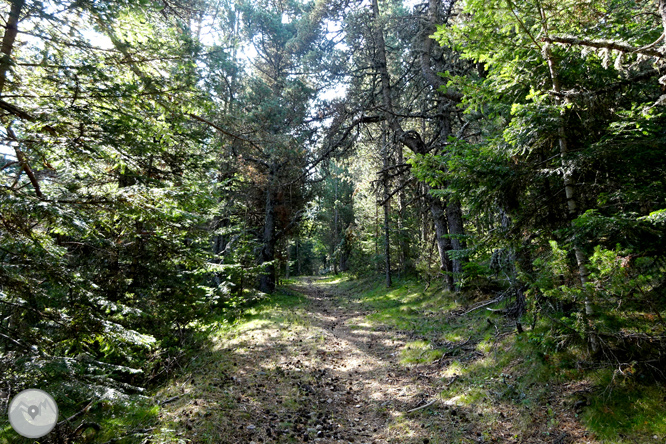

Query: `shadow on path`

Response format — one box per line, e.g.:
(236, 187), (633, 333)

(154, 277), (561, 444)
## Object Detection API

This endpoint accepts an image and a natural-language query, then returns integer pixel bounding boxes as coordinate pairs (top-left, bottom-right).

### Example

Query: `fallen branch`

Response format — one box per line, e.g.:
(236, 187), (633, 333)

(57, 399), (95, 426)
(445, 375), (458, 386)
(406, 397), (437, 413)
(462, 296), (504, 316)
(159, 395), (180, 406)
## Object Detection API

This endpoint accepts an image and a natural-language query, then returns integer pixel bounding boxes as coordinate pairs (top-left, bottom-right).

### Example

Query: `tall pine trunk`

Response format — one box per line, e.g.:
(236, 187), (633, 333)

(428, 192), (454, 290)
(259, 165), (277, 293)
(382, 124), (392, 287)
(536, 5), (596, 351)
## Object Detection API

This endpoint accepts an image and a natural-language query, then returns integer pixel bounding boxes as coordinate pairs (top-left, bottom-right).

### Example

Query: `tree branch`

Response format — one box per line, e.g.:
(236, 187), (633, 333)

(0, 98), (34, 121)
(187, 113), (262, 151)
(542, 35), (664, 58)
(6, 126), (42, 198)
(378, 177), (415, 206)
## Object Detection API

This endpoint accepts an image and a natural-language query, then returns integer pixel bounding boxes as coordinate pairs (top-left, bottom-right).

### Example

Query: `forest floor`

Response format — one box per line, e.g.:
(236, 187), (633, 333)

(152, 277), (665, 444)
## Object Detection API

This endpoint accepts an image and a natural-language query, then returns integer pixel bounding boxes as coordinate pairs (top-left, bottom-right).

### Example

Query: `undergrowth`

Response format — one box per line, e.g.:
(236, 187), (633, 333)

(332, 274), (666, 443)
(0, 288), (304, 444)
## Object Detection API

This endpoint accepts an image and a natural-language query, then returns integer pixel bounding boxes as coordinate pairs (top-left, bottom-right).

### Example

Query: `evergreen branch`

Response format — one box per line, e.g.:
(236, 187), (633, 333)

(188, 113), (262, 151)
(0, 98), (34, 120)
(543, 35), (665, 58)
(378, 177), (416, 206)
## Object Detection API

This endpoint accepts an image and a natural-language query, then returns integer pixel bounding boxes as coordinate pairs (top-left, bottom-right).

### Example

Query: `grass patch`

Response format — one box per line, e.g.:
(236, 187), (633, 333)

(582, 372), (666, 442)
(336, 274), (666, 442)
(0, 286), (308, 444)
(150, 284), (309, 443)
(400, 340), (445, 364)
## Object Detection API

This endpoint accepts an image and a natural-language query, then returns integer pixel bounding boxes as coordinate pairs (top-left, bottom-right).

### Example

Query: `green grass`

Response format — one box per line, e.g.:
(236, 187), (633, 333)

(583, 371), (666, 441)
(401, 340), (445, 364)
(336, 274), (666, 443)
(150, 285), (309, 443)
(0, 287), (307, 444)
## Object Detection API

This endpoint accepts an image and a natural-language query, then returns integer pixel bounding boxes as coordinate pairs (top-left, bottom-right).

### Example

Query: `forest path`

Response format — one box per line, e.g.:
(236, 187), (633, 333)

(157, 277), (469, 444)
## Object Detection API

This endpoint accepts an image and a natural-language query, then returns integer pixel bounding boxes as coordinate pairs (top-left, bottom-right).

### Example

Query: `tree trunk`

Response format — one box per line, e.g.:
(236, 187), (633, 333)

(537, 6), (596, 351)
(428, 192), (454, 291)
(446, 198), (466, 289)
(259, 166), (277, 293)
(384, 197), (391, 287)
(396, 144), (411, 274)
(0, 0), (25, 95)
(420, 0), (468, 290)
(333, 179), (339, 274)
(659, 0), (666, 38)
(285, 243), (290, 279)
(296, 238), (302, 276)
(375, 201), (380, 273)
(382, 124), (392, 288)
(370, 0), (464, 290)
(542, 37), (590, 304)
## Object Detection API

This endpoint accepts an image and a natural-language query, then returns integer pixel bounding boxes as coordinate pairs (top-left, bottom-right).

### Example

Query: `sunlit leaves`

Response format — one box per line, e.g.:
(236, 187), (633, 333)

(0, 0), (225, 406)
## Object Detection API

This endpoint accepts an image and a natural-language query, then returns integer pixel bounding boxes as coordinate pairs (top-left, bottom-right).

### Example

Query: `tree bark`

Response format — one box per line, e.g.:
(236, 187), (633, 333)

(537, 5), (597, 351)
(285, 243), (290, 279)
(421, 0), (467, 289)
(370, 0), (457, 288)
(420, 0), (462, 102)
(446, 199), (465, 282)
(0, 0), (24, 95)
(333, 178), (339, 274)
(541, 34), (591, 308)
(396, 143), (411, 274)
(296, 238), (302, 276)
(382, 123), (392, 287)
(428, 192), (454, 290)
(660, 0), (666, 41)
(542, 35), (664, 58)
(259, 165), (277, 293)
(375, 203), (380, 274)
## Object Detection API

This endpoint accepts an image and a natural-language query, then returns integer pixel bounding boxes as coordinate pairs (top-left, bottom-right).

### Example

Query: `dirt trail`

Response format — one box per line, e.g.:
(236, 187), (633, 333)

(160, 277), (462, 444)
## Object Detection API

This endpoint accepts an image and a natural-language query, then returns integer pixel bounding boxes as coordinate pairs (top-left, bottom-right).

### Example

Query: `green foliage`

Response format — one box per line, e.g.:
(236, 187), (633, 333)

(0, 2), (232, 437)
(344, 275), (665, 441)
(420, 0), (666, 364)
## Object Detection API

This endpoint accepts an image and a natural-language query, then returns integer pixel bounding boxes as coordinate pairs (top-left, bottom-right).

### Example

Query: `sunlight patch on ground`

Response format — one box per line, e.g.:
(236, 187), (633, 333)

(476, 339), (493, 353)
(441, 360), (464, 378)
(442, 332), (465, 342)
(442, 394), (465, 406)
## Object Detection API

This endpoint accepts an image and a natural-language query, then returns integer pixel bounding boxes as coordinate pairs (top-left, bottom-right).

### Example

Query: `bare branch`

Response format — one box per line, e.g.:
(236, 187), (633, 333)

(6, 126), (42, 198)
(0, 98), (34, 121)
(378, 177), (416, 206)
(188, 113), (262, 151)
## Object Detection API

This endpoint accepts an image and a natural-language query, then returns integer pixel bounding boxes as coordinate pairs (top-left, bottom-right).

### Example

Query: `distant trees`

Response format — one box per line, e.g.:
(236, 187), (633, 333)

(315, 161), (355, 274)
(200, 0), (352, 292)
(324, 0), (471, 288)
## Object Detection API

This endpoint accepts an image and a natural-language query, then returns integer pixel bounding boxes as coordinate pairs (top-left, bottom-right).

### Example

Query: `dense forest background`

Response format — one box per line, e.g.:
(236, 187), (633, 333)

(1, 0), (665, 441)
